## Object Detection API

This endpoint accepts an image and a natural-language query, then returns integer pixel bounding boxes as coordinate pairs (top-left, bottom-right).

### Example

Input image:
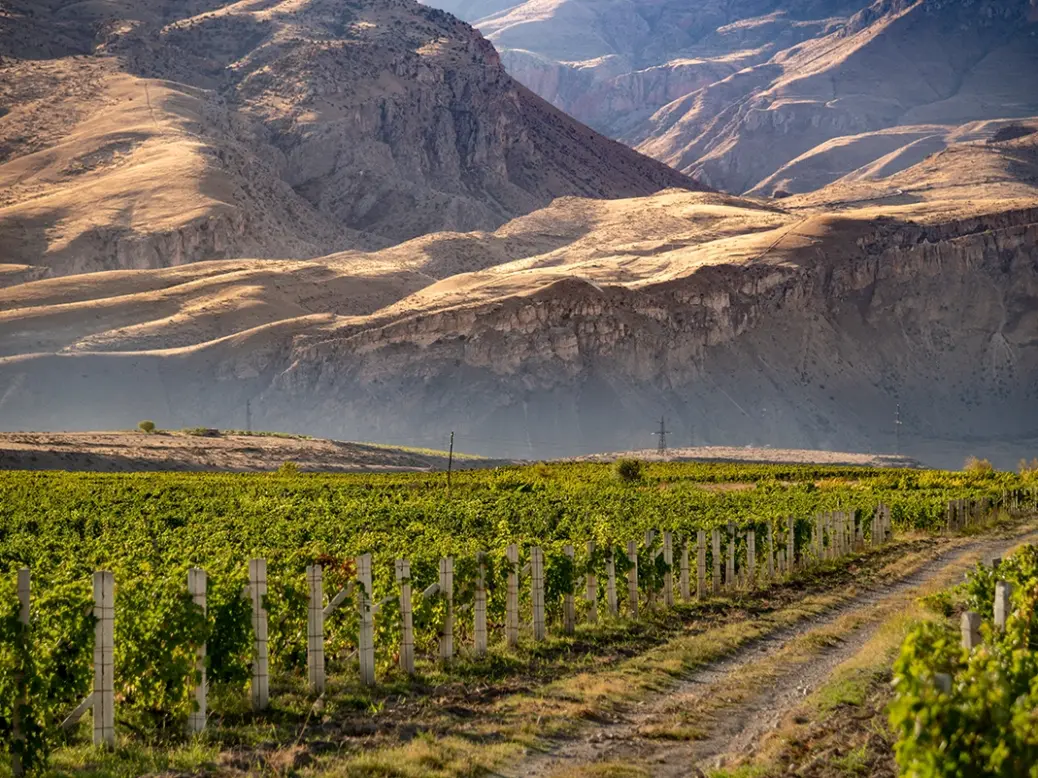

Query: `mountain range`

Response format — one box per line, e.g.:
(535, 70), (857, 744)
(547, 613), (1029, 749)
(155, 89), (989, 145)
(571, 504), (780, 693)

(1, 0), (1037, 467)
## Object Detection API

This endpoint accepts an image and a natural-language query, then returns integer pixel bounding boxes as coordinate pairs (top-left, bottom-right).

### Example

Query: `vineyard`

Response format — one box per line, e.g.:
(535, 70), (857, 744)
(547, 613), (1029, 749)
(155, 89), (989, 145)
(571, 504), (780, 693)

(0, 461), (1033, 774)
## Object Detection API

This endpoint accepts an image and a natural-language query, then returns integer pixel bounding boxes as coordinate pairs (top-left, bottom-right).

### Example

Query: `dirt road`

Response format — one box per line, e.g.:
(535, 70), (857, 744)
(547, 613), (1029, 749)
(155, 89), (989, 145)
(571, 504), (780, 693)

(505, 526), (1038, 777)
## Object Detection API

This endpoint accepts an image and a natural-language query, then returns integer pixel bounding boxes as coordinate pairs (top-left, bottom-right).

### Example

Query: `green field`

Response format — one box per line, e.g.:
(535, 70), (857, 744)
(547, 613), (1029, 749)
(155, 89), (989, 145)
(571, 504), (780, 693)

(0, 461), (1031, 774)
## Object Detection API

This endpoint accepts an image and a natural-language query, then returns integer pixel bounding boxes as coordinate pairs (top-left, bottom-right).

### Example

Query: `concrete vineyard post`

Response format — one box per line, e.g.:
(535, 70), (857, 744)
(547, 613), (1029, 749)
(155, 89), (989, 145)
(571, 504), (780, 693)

(475, 552), (488, 656)
(711, 529), (721, 594)
(187, 568), (207, 734)
(961, 612), (982, 650)
(627, 540), (639, 618)
(663, 532), (674, 607)
(506, 544), (519, 647)
(12, 569), (29, 777)
(787, 516), (795, 571)
(439, 556), (454, 660)
(680, 539), (691, 602)
(766, 524), (775, 581)
(93, 570), (115, 747)
(531, 547), (546, 641)
(396, 559), (415, 674)
(586, 541), (598, 624)
(696, 530), (706, 599)
(563, 545), (576, 634)
(248, 559), (269, 711)
(606, 549), (618, 617)
(994, 581), (1012, 632)
(306, 564), (325, 694)
(726, 523), (736, 591)
(357, 554), (375, 685)
(747, 530), (756, 588)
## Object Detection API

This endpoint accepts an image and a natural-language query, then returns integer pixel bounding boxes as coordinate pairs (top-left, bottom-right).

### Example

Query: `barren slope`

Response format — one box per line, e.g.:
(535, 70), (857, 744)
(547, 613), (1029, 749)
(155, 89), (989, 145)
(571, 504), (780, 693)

(2, 129), (1037, 468)
(0, 0), (698, 278)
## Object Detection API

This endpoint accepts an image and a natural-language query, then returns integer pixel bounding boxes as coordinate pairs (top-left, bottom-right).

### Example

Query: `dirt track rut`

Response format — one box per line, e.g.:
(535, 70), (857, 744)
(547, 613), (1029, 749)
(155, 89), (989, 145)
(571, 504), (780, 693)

(503, 526), (1038, 778)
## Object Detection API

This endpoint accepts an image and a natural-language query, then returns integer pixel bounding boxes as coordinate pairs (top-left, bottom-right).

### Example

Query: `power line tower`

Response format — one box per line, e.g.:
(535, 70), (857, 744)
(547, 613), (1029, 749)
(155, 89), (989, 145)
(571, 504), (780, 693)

(894, 403), (902, 455)
(655, 416), (668, 456)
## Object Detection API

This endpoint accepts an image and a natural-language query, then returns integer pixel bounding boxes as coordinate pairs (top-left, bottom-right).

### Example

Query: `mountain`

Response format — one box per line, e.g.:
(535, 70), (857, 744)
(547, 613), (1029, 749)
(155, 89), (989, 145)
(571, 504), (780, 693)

(437, 0), (1038, 195)
(0, 0), (697, 278)
(3, 124), (1037, 467)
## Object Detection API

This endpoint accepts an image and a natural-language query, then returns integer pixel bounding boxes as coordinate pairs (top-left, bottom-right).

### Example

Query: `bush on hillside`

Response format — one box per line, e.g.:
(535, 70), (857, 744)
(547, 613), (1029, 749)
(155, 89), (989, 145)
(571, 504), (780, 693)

(615, 458), (644, 483)
(964, 455), (994, 474)
(138, 420), (156, 434)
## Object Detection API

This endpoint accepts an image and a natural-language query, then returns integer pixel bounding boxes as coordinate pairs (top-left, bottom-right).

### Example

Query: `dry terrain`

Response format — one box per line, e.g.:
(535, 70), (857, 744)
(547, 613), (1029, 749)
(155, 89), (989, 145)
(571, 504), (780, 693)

(0, 430), (506, 472)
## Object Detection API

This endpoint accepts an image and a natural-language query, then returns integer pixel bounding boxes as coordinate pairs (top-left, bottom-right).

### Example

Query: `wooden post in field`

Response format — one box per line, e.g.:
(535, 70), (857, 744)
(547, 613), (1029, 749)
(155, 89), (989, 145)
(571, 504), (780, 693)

(187, 568), (207, 734)
(663, 532), (674, 607)
(586, 541), (598, 624)
(475, 552), (488, 656)
(696, 530), (706, 599)
(777, 547), (785, 575)
(306, 564), (325, 694)
(12, 569), (30, 776)
(786, 516), (795, 571)
(563, 545), (576, 634)
(396, 559), (415, 674)
(248, 559), (269, 710)
(855, 512), (863, 550)
(606, 548), (618, 617)
(644, 531), (656, 608)
(961, 612), (982, 650)
(994, 581), (1012, 632)
(711, 529), (721, 594)
(746, 530), (756, 588)
(93, 570), (115, 747)
(506, 544), (519, 648)
(726, 523), (736, 591)
(680, 539), (690, 602)
(626, 540), (639, 618)
(357, 554), (375, 684)
(814, 514), (823, 560)
(766, 524), (775, 581)
(439, 556), (455, 659)
(531, 547), (546, 641)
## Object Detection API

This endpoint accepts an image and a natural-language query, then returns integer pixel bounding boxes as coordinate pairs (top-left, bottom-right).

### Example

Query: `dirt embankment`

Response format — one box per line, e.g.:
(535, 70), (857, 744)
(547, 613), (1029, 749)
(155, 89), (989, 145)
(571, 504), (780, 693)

(0, 431), (509, 473)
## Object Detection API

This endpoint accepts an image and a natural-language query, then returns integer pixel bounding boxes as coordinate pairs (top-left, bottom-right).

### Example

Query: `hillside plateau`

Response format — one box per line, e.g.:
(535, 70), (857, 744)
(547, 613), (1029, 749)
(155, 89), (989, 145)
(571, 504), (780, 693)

(1, 124), (1036, 468)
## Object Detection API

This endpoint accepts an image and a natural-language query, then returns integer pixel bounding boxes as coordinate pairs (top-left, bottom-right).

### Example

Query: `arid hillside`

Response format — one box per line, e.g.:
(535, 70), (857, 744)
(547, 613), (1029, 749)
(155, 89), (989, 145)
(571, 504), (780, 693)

(2, 126), (1037, 468)
(435, 0), (1038, 195)
(0, 0), (697, 277)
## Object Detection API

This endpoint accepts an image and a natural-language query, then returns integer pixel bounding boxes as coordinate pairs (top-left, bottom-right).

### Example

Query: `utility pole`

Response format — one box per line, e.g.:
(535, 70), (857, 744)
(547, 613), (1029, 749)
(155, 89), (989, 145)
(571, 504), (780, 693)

(655, 417), (668, 456)
(894, 403), (902, 455)
(447, 431), (455, 493)
(245, 399), (252, 433)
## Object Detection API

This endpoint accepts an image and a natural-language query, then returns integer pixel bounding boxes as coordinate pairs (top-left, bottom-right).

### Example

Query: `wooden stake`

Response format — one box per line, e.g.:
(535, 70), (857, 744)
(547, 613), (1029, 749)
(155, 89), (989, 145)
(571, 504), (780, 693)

(711, 529), (721, 594)
(626, 540), (639, 619)
(439, 556), (455, 659)
(531, 547), (546, 641)
(396, 559), (415, 674)
(696, 530), (706, 599)
(663, 532), (674, 607)
(563, 545), (576, 634)
(747, 530), (756, 589)
(680, 539), (690, 602)
(93, 570), (115, 747)
(306, 564), (325, 695)
(994, 581), (1012, 632)
(586, 541), (598, 624)
(961, 612), (982, 650)
(187, 568), (207, 734)
(475, 552), (488, 656)
(726, 523), (736, 591)
(357, 554), (375, 684)
(606, 549), (618, 617)
(248, 559), (269, 711)
(506, 544), (519, 648)
(12, 568), (30, 776)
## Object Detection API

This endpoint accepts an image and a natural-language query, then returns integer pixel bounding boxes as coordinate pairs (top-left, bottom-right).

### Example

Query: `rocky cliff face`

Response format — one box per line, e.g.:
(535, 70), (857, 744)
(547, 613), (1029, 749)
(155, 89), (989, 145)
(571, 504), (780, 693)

(0, 0), (698, 277)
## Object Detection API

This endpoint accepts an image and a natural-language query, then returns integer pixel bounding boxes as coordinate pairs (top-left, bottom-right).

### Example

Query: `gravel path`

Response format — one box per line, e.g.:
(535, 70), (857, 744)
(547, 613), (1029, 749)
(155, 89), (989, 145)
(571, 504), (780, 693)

(504, 526), (1038, 777)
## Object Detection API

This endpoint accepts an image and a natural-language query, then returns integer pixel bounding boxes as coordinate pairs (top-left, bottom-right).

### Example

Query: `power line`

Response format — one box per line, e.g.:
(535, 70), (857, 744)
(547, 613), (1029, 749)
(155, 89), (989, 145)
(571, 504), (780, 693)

(654, 416), (668, 456)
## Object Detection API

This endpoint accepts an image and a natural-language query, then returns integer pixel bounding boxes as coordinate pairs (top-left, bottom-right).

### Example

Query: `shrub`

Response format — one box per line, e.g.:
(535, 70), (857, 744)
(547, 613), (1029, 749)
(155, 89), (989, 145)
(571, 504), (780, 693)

(964, 455), (994, 474)
(277, 461), (300, 476)
(138, 420), (156, 434)
(1019, 458), (1038, 481)
(615, 458), (644, 483)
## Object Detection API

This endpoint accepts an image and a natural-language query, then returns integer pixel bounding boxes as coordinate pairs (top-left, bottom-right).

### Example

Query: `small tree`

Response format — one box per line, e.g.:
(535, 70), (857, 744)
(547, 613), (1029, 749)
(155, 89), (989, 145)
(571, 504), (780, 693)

(138, 420), (156, 434)
(964, 455), (994, 474)
(615, 458), (644, 483)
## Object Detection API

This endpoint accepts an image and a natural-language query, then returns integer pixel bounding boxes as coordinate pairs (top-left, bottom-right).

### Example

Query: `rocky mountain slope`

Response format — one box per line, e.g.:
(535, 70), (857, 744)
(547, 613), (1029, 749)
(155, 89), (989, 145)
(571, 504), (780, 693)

(0, 0), (697, 277)
(436, 0), (1038, 195)
(2, 125), (1037, 467)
